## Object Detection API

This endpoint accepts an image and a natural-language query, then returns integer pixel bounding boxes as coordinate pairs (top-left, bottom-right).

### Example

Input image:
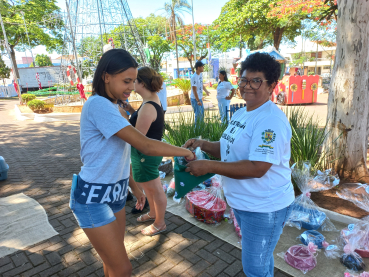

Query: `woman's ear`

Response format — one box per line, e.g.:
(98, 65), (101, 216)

(102, 72), (110, 84)
(270, 81), (278, 91)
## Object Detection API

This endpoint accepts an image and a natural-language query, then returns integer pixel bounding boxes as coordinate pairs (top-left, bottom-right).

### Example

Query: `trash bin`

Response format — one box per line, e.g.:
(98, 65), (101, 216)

(0, 156), (9, 181)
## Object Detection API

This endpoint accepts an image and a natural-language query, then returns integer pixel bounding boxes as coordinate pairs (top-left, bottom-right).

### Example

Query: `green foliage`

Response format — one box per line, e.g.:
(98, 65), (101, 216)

(283, 106), (340, 171)
(0, 0), (64, 77)
(308, 72), (315, 76)
(290, 52), (315, 67)
(164, 109), (228, 152)
(173, 78), (191, 93)
(213, 0), (302, 51)
(27, 99), (45, 110)
(35, 54), (53, 67)
(147, 34), (171, 71)
(21, 94), (36, 103)
(160, 72), (170, 82)
(0, 55), (10, 83)
(212, 83), (218, 89)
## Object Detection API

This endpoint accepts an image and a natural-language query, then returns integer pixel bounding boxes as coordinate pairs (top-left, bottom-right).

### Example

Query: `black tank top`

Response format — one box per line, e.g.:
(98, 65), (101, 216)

(129, 101), (164, 141)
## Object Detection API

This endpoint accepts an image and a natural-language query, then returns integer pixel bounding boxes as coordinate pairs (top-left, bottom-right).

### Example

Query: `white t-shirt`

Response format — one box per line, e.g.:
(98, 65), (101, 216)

(79, 95), (131, 184)
(220, 100), (294, 212)
(157, 83), (167, 111)
(190, 72), (203, 100)
(216, 81), (233, 99)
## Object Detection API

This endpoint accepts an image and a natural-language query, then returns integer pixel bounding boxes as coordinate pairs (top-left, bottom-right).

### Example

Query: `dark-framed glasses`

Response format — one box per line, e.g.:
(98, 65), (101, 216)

(238, 78), (268, 89)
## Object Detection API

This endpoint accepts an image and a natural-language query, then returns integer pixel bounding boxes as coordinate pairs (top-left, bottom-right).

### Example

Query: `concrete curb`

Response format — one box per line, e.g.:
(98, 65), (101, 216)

(14, 104), (80, 122)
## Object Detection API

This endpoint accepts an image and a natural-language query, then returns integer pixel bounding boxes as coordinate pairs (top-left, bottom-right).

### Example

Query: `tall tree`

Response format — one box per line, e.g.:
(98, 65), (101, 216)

(325, 0), (369, 182)
(34, 54), (53, 67)
(160, 0), (191, 77)
(214, 0), (302, 52)
(0, 55), (10, 85)
(176, 24), (217, 73)
(0, 0), (64, 79)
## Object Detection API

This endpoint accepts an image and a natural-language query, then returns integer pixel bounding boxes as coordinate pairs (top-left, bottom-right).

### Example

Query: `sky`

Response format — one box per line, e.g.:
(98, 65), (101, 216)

(11, 0), (225, 60)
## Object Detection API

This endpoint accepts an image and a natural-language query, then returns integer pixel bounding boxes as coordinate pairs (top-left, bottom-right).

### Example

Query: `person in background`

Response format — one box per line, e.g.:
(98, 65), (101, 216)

(71, 49), (194, 277)
(217, 70), (236, 123)
(123, 67), (168, 236)
(157, 81), (168, 115)
(184, 52), (294, 277)
(190, 61), (211, 123)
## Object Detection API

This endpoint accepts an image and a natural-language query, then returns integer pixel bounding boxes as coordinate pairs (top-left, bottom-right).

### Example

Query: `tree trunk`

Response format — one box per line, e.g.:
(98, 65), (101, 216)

(272, 27), (284, 51)
(325, 0), (369, 183)
(10, 45), (20, 79)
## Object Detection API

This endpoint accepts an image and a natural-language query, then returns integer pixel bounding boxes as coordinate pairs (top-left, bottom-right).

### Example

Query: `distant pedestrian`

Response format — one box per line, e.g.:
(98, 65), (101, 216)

(217, 70), (236, 123)
(157, 82), (168, 114)
(190, 61), (211, 123)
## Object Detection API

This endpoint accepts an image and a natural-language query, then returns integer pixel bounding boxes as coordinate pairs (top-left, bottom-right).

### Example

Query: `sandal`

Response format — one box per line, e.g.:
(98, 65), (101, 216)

(141, 224), (167, 236)
(137, 212), (155, 223)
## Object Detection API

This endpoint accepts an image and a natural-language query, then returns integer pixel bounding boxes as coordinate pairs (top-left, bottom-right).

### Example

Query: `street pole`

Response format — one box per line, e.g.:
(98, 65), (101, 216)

(191, 0), (196, 68)
(314, 41), (318, 74)
(0, 12), (21, 102)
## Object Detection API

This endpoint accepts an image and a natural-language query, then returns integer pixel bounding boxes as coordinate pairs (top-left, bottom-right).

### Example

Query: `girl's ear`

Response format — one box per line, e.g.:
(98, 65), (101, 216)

(102, 72), (110, 84)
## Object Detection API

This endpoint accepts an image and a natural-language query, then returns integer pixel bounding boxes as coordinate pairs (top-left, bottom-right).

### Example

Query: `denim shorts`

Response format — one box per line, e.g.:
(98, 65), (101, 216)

(69, 175), (127, 229)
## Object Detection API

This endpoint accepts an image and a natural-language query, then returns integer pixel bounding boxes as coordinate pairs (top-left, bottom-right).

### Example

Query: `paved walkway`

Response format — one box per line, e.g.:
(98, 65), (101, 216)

(0, 98), (291, 277)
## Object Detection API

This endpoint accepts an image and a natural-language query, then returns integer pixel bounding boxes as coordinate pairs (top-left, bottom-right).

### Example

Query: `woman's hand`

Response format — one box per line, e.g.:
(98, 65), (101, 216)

(131, 187), (146, 211)
(185, 160), (212, 176)
(225, 96), (232, 100)
(184, 149), (195, 161)
(122, 102), (134, 113)
(183, 138), (205, 151)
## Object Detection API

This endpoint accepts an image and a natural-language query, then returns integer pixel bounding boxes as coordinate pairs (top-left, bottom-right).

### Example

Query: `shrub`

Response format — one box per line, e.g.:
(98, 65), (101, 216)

(27, 99), (45, 110)
(164, 108), (227, 160)
(308, 71), (315, 76)
(21, 94), (36, 103)
(173, 79), (191, 105)
(212, 83), (218, 89)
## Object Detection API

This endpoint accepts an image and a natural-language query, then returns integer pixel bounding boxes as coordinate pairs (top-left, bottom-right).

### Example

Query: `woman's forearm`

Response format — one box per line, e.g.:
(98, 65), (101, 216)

(145, 139), (191, 157)
(201, 141), (221, 159)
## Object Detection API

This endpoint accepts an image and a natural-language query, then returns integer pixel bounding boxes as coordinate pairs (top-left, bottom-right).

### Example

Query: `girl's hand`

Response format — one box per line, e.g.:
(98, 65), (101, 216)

(122, 102), (132, 112)
(131, 187), (145, 211)
(184, 149), (195, 161)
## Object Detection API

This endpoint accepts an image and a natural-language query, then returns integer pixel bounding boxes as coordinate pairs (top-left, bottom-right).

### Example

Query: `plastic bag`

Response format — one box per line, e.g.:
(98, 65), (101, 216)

(341, 236), (366, 272)
(166, 178), (175, 197)
(174, 149), (215, 198)
(230, 208), (242, 238)
(185, 175), (226, 224)
(337, 184), (369, 257)
(344, 270), (369, 277)
(278, 242), (318, 274)
(298, 230), (328, 249)
(286, 161), (339, 231)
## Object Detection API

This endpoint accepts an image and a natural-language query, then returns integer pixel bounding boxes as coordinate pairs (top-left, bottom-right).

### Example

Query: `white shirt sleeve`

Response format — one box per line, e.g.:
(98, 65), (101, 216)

(191, 74), (197, 87)
(226, 82), (233, 90)
(89, 97), (130, 139)
(248, 116), (290, 165)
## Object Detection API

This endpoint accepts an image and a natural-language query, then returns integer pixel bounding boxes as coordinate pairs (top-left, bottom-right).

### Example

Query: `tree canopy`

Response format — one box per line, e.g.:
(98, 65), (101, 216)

(34, 54), (53, 67)
(0, 0), (64, 78)
(0, 55), (11, 85)
(213, 0), (302, 52)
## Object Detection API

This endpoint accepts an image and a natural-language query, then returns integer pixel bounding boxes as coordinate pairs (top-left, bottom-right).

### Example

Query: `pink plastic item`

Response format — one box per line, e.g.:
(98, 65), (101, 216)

(230, 209), (241, 238)
(284, 243), (317, 274)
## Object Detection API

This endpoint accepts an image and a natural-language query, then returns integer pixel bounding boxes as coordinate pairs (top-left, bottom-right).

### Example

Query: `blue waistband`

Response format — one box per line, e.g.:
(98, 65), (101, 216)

(74, 175), (129, 205)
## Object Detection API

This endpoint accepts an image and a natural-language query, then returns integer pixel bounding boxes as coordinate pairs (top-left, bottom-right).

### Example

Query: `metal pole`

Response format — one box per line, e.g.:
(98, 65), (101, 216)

(314, 41), (318, 74)
(66, 0), (82, 81)
(191, 0), (196, 63)
(20, 11), (35, 66)
(0, 12), (21, 102)
(96, 0), (105, 53)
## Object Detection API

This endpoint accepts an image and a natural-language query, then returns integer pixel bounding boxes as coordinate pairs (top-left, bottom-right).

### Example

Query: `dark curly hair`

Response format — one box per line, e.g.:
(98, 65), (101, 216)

(240, 52), (281, 86)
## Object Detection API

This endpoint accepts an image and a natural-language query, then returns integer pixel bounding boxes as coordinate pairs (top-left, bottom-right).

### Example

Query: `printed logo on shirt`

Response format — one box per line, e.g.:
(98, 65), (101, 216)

(75, 176), (129, 205)
(261, 129), (276, 144)
(258, 144), (274, 149)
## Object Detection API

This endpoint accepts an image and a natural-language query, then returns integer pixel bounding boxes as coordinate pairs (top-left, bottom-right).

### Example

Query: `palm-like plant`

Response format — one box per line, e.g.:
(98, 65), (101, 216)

(173, 78), (191, 104)
(160, 0), (191, 78)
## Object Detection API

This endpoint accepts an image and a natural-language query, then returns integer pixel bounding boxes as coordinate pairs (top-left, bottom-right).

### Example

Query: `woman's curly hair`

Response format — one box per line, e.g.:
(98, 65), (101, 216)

(240, 52), (281, 86)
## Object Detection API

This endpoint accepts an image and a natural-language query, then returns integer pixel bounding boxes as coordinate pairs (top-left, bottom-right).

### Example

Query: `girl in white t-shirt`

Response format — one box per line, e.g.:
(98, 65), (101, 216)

(216, 70), (235, 123)
(184, 52), (294, 277)
(70, 49), (194, 277)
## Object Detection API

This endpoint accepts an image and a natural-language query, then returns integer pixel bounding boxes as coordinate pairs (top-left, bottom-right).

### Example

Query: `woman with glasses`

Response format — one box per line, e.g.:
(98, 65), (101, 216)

(184, 52), (294, 277)
(217, 70), (236, 123)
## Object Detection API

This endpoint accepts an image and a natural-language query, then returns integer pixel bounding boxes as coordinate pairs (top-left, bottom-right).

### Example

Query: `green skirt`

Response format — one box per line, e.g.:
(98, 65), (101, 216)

(131, 147), (163, 183)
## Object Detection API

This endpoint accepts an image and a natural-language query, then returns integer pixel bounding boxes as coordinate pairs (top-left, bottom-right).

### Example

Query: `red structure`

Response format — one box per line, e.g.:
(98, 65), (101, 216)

(273, 75), (320, 105)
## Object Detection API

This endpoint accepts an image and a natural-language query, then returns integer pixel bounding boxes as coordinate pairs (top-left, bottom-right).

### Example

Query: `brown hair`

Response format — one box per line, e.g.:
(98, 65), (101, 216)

(137, 67), (163, 93)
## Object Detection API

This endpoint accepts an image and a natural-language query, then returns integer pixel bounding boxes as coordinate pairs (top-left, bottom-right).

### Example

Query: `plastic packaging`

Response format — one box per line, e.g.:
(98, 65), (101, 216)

(162, 181), (168, 193)
(185, 175), (227, 224)
(278, 242), (318, 274)
(337, 184), (369, 257)
(230, 208), (242, 238)
(298, 230), (327, 249)
(286, 161), (339, 231)
(166, 178), (175, 197)
(340, 236), (366, 272)
(344, 270), (369, 277)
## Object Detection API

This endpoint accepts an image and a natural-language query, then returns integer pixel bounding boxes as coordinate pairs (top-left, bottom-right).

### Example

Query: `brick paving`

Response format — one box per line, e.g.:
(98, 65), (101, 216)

(0, 99), (291, 277)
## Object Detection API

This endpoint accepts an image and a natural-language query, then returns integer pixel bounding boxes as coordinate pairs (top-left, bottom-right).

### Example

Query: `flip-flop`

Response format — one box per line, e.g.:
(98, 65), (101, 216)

(137, 212), (155, 223)
(141, 224), (167, 236)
